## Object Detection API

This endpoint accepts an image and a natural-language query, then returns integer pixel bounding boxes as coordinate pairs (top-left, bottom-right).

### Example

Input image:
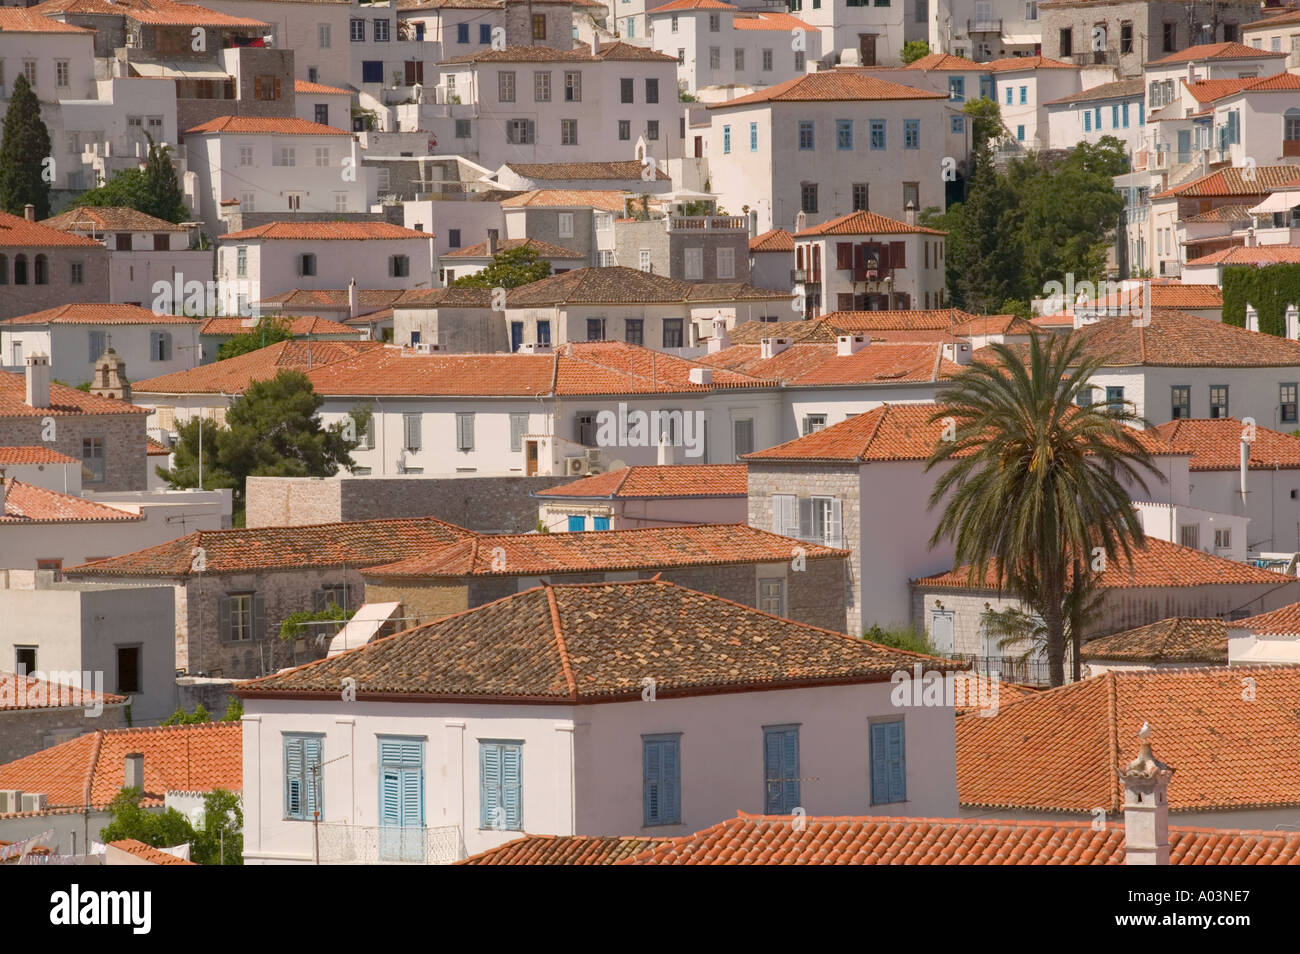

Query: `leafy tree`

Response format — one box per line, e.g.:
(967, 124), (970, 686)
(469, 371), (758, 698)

(155, 416), (239, 492)
(73, 132), (188, 223)
(864, 623), (934, 655)
(100, 788), (195, 850)
(161, 703), (211, 725)
(280, 601), (355, 642)
(944, 144), (1021, 312)
(191, 789), (243, 865)
(0, 74), (53, 219)
(925, 334), (1162, 686)
(451, 245), (552, 289)
(901, 40), (931, 65)
(215, 315), (296, 361)
(221, 697), (243, 721)
(962, 97), (1004, 155)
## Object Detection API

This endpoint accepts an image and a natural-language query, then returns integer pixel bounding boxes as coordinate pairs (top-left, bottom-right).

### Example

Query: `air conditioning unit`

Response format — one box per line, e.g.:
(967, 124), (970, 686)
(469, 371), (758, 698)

(0, 790), (22, 814)
(585, 448), (603, 473)
(564, 456), (587, 475)
(20, 792), (46, 813)
(413, 342), (443, 354)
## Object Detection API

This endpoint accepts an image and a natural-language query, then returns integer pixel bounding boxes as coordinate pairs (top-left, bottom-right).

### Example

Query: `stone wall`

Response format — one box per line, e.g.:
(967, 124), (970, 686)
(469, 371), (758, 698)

(363, 578), (469, 626)
(0, 702), (126, 763)
(0, 411), (147, 492)
(246, 475), (560, 532)
(0, 246), (112, 321)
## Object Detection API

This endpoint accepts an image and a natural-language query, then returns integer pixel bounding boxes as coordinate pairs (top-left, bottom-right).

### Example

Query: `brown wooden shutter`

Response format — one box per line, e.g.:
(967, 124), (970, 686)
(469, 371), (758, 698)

(889, 241), (906, 268)
(836, 242), (852, 270)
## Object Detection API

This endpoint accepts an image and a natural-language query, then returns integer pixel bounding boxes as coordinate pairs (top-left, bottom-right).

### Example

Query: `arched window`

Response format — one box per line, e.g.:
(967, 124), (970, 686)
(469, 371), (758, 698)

(33, 254), (48, 285)
(13, 254), (28, 285)
(0, 254), (8, 285)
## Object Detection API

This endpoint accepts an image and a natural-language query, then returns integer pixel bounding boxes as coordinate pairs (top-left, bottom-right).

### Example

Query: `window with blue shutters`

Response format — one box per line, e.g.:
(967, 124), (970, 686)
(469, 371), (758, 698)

(643, 734), (681, 826)
(480, 23), (491, 44)
(948, 76), (964, 102)
(567, 515), (586, 531)
(1005, 86), (1012, 105)
(1019, 85), (1027, 105)
(378, 737), (424, 861)
(480, 740), (523, 830)
(457, 23), (468, 43)
(283, 733), (324, 820)
(762, 725), (800, 814)
(1094, 106), (1102, 129)
(593, 516), (610, 530)
(870, 720), (906, 804)
(903, 119), (919, 149)
(1084, 111), (1091, 132)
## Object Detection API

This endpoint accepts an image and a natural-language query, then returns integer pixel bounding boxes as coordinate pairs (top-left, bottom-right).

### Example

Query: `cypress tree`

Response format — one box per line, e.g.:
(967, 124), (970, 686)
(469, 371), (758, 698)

(0, 74), (53, 219)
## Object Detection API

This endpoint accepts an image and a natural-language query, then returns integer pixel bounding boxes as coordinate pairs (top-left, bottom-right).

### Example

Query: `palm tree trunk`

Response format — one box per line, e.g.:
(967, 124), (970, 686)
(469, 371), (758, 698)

(1043, 597), (1066, 688)
(1071, 557), (1083, 683)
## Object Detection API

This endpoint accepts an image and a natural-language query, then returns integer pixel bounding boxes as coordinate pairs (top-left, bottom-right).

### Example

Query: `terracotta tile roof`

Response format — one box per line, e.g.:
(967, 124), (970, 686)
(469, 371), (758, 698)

(186, 116), (351, 136)
(505, 266), (783, 306)
(0, 671), (126, 712)
(702, 342), (957, 386)
(220, 221), (430, 241)
(709, 71), (948, 108)
(41, 206), (188, 232)
(0, 211), (104, 248)
(197, 315), (360, 337)
(985, 55), (1074, 71)
(649, 0), (733, 10)
(1085, 282), (1223, 309)
(957, 667), (1300, 814)
(795, 210), (945, 237)
(391, 286), (496, 307)
(1071, 309), (1300, 366)
(500, 189), (628, 211)
(132, 339), (380, 394)
(1153, 164), (1297, 199)
(460, 834), (674, 864)
(0, 304), (197, 326)
(731, 11), (814, 30)
(294, 78), (352, 96)
(146, 437), (171, 456)
(502, 159), (669, 181)
(106, 839), (196, 864)
(1232, 600), (1300, 636)
(1146, 40), (1286, 66)
(619, 811), (1300, 863)
(536, 463), (747, 498)
(444, 236), (583, 259)
(745, 403), (957, 462)
(38, 0), (269, 27)
(0, 371), (149, 418)
(0, 479), (140, 524)
(1243, 6), (1300, 28)
(258, 288), (406, 310)
(1151, 417), (1300, 471)
(364, 523), (839, 578)
(595, 40), (679, 62)
(902, 52), (984, 71)
(749, 228), (793, 252)
(239, 578), (958, 701)
(1043, 78), (1143, 106)
(1185, 245), (1300, 266)
(0, 446), (78, 465)
(0, 7), (92, 31)
(397, 0), (502, 8)
(441, 43), (671, 64)
(1182, 204), (1252, 223)
(1080, 617), (1227, 663)
(0, 722), (241, 812)
(915, 536), (1282, 591)
(727, 319), (837, 344)
(66, 515), (472, 578)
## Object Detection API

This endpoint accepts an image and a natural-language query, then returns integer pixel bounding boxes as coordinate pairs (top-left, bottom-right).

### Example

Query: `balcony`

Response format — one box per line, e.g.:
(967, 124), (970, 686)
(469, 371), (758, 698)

(1065, 50), (1118, 66)
(948, 653), (1055, 686)
(967, 18), (1003, 34)
(666, 215), (747, 231)
(316, 823), (463, 864)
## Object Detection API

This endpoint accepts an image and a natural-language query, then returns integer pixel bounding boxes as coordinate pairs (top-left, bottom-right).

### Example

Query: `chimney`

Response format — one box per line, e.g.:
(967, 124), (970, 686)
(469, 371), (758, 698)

(688, 366), (712, 385)
(1245, 227), (1256, 247)
(486, 228), (499, 257)
(707, 316), (730, 354)
(905, 202), (917, 227)
(760, 336), (791, 359)
(836, 333), (868, 356)
(23, 204), (34, 223)
(794, 210), (807, 234)
(124, 752), (145, 792)
(656, 433), (677, 465)
(1241, 429), (1251, 505)
(1119, 724), (1173, 866)
(348, 277), (360, 320)
(24, 353), (51, 409)
(944, 340), (973, 365)
(591, 32), (600, 55)
(1201, 149), (1210, 177)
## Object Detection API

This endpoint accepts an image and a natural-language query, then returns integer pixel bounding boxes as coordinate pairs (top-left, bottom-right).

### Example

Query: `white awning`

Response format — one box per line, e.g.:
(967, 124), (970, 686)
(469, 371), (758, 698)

(128, 61), (233, 80)
(1249, 191), (1300, 215)
(1002, 35), (1040, 46)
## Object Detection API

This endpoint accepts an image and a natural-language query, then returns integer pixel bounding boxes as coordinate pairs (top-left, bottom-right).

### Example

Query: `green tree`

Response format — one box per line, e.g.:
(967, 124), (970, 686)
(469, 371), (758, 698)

(451, 245), (552, 289)
(0, 74), (53, 220)
(162, 703), (211, 725)
(190, 789), (243, 865)
(944, 143), (1021, 312)
(74, 132), (189, 223)
(215, 316), (296, 361)
(962, 97), (1004, 155)
(925, 334), (1162, 686)
(221, 697), (243, 721)
(863, 623), (934, 655)
(99, 788), (196, 849)
(901, 40), (931, 64)
(155, 416), (239, 492)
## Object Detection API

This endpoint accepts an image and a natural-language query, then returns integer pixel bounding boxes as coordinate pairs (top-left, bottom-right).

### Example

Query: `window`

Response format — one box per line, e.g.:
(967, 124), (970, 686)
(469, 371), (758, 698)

(390, 255), (410, 277)
(722, 124), (730, 153)
(373, 18), (389, 41)
(1076, 386), (1094, 408)
(480, 23), (491, 43)
(758, 578), (785, 616)
(480, 741), (522, 830)
(283, 735), (323, 820)
(253, 75), (281, 100)
(1006, 86), (1013, 106)
(663, 318), (684, 348)
(951, 115), (965, 134)
(273, 146), (295, 166)
(567, 515), (586, 532)
(800, 183), (818, 213)
(637, 249), (651, 273)
(671, 14), (679, 31)
(949, 77), (964, 102)
(1059, 27), (1073, 57)
(318, 23), (331, 47)
(852, 183), (869, 211)
(1025, 1), (1037, 19)
(498, 71), (519, 104)
(1106, 386), (1125, 414)
(903, 181), (919, 211)
(621, 77), (634, 103)
(403, 413), (422, 451)
(456, 412), (475, 451)
(70, 261), (83, 284)
(1283, 385), (1299, 424)
(378, 739), (424, 859)
(23, 60), (36, 87)
(1083, 111), (1092, 133)
(1179, 524), (1200, 549)
(763, 725), (800, 814)
(677, 48), (685, 64)
(532, 13), (546, 39)
(750, 122), (758, 151)
(646, 120), (659, 141)
(870, 721), (906, 805)
(1210, 385), (1229, 418)
(717, 247), (735, 279)
(356, 414), (376, 450)
(643, 735), (681, 826)
(15, 647), (36, 677)
(1016, 124), (1025, 142)
(534, 71), (551, 101)
(149, 331), (173, 362)
(829, 118), (852, 151)
(555, 213), (574, 239)
(1120, 21), (1133, 54)
(734, 48), (744, 70)
(618, 119), (631, 141)
(81, 436), (105, 483)
(56, 60), (69, 88)
(1215, 528), (1232, 550)
(733, 418), (754, 458)
(903, 119), (919, 149)
(709, 13), (720, 30)
(561, 119), (578, 145)
(869, 119), (885, 150)
(646, 78), (659, 103)
(116, 646), (141, 694)
(220, 592), (262, 642)
(684, 247), (703, 279)
(454, 117), (472, 139)
(456, 23), (469, 43)
(1171, 385), (1191, 419)
(315, 103), (329, 125)
(762, 49), (773, 71)
(794, 51), (804, 71)
(802, 414), (826, 435)
(710, 46), (721, 70)
(587, 317), (606, 341)
(799, 120), (815, 150)
(1163, 22), (1176, 53)
(236, 246), (247, 277)
(350, 17), (365, 41)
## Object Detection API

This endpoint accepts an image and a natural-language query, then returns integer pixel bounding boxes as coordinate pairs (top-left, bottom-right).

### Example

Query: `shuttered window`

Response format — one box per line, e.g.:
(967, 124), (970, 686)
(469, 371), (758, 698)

(762, 725), (800, 814)
(88, 330), (107, 362)
(509, 412), (528, 452)
(870, 720), (906, 804)
(733, 418), (754, 459)
(149, 331), (173, 361)
(284, 734), (323, 820)
(455, 412), (475, 451)
(378, 737), (424, 860)
(219, 592), (263, 642)
(480, 740), (523, 830)
(796, 496), (841, 547)
(643, 734), (681, 826)
(402, 413), (421, 451)
(771, 493), (798, 537)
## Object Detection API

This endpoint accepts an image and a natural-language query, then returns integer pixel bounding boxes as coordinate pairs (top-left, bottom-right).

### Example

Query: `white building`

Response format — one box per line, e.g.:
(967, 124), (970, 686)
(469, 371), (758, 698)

(787, 0), (906, 68)
(987, 54), (1080, 150)
(1043, 77), (1145, 151)
(936, 0), (1044, 62)
(237, 578), (959, 863)
(293, 78), (353, 129)
(1243, 5), (1300, 68)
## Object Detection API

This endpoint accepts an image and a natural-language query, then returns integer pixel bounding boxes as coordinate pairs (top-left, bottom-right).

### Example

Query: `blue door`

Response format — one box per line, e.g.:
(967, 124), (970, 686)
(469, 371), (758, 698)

(510, 322), (524, 352)
(378, 738), (424, 862)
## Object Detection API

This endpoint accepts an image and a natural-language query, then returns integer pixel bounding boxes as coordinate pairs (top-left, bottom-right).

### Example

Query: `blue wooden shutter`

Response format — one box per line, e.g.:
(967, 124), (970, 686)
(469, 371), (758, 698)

(643, 740), (662, 825)
(303, 736), (322, 818)
(500, 744), (521, 830)
(780, 729), (799, 812)
(401, 762), (422, 826)
(593, 516), (609, 531)
(480, 742), (500, 828)
(285, 736), (303, 818)
(871, 722), (906, 804)
(567, 515), (585, 532)
(381, 768), (401, 825)
(763, 731), (782, 812)
(663, 738), (680, 823)
(763, 728), (797, 813)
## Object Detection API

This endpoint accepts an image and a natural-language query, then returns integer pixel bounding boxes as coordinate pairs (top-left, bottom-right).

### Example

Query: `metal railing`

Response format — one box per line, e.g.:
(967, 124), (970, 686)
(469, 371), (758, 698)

(948, 653), (1056, 686)
(316, 823), (463, 864)
(967, 18), (1003, 33)
(667, 215), (747, 231)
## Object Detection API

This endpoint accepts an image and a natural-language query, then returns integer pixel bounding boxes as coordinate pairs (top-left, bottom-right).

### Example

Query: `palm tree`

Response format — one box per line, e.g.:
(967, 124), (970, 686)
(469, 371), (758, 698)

(926, 332), (1162, 686)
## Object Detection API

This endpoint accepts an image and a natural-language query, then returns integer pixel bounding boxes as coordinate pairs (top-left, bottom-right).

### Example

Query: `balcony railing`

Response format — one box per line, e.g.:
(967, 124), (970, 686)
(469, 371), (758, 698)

(948, 653), (1056, 686)
(967, 18), (1003, 33)
(316, 823), (463, 864)
(666, 215), (747, 231)
(1066, 50), (1118, 66)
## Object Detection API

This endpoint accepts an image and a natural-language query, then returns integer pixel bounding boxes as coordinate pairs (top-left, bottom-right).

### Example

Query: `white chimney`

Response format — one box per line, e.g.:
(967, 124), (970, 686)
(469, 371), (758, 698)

(591, 32), (600, 55)
(348, 277), (360, 320)
(836, 334), (868, 356)
(688, 366), (712, 385)
(124, 752), (145, 792)
(794, 210), (807, 234)
(1120, 724), (1173, 866)
(25, 353), (51, 409)
(486, 228), (499, 256)
(905, 202), (917, 226)
(657, 433), (677, 465)
(23, 204), (34, 223)
(1241, 432), (1251, 505)
(708, 317), (730, 354)
(944, 341), (974, 365)
(1245, 227), (1256, 247)
(760, 336), (791, 359)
